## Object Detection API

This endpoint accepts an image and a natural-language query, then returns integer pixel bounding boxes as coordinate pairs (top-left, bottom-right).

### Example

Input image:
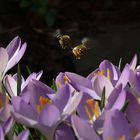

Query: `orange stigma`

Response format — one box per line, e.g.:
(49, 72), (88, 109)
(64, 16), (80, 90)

(36, 96), (51, 113)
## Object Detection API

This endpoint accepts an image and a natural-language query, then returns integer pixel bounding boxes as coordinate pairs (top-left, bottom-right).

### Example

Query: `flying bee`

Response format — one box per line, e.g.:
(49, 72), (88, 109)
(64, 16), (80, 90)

(72, 38), (89, 59)
(54, 29), (72, 49)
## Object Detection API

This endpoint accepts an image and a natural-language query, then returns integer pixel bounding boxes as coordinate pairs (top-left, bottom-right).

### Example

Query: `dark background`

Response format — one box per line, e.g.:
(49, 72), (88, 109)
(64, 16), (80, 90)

(0, 0), (140, 85)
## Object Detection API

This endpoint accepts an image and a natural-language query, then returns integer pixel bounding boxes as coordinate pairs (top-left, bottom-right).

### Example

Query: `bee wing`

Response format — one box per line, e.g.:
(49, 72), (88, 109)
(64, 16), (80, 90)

(53, 29), (62, 38)
(81, 37), (90, 44)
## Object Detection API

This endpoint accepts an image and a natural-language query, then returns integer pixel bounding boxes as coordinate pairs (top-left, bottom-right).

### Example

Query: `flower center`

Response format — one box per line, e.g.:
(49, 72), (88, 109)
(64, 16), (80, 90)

(36, 96), (51, 113)
(0, 95), (9, 108)
(63, 74), (71, 84)
(96, 68), (111, 80)
(84, 99), (100, 123)
(108, 135), (126, 140)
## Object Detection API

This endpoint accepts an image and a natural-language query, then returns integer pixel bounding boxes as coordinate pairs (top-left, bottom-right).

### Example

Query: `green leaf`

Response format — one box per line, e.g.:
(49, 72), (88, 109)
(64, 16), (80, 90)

(121, 100), (129, 112)
(26, 65), (31, 75)
(17, 64), (21, 95)
(51, 79), (57, 91)
(100, 87), (106, 111)
(118, 58), (122, 70)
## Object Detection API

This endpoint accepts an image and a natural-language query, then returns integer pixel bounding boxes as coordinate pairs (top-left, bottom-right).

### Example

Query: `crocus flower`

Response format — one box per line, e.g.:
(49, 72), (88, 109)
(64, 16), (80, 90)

(77, 84), (126, 127)
(0, 36), (26, 80)
(90, 61), (130, 99)
(11, 80), (83, 140)
(0, 36), (26, 92)
(71, 109), (133, 140)
(3, 70), (43, 97)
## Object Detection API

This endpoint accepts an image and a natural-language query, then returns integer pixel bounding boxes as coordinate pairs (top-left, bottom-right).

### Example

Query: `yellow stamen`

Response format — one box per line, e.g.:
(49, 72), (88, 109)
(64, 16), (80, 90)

(39, 96), (50, 108)
(108, 136), (113, 140)
(36, 105), (41, 113)
(94, 102), (100, 118)
(6, 96), (9, 104)
(63, 74), (71, 83)
(0, 96), (3, 108)
(118, 135), (126, 140)
(86, 99), (100, 119)
(86, 99), (94, 106)
(36, 96), (51, 113)
(84, 106), (93, 122)
(107, 68), (111, 80)
(97, 70), (104, 75)
(57, 80), (62, 87)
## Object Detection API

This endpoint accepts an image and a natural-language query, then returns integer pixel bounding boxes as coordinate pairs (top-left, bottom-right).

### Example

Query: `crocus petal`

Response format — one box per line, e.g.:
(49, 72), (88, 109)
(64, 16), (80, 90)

(71, 115), (100, 140)
(125, 92), (140, 128)
(55, 122), (76, 140)
(36, 70), (43, 80)
(56, 72), (66, 88)
(105, 84), (126, 110)
(103, 109), (132, 140)
(77, 93), (95, 121)
(93, 75), (114, 98)
(134, 132), (140, 140)
(65, 72), (92, 89)
(0, 126), (4, 140)
(12, 97), (38, 121)
(4, 75), (17, 96)
(76, 85), (100, 100)
(0, 104), (12, 122)
(115, 64), (130, 88)
(16, 130), (29, 140)
(0, 48), (8, 77)
(62, 91), (83, 118)
(38, 104), (60, 127)
(130, 54), (137, 70)
(99, 60), (120, 81)
(26, 80), (54, 109)
(6, 36), (21, 59)
(129, 69), (140, 96)
(53, 84), (74, 113)
(12, 112), (38, 127)
(5, 42), (27, 73)
(2, 117), (14, 134)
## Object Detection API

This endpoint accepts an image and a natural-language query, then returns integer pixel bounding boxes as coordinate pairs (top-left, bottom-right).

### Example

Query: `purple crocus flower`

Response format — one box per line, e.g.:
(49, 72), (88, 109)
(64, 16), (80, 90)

(77, 84), (126, 126)
(3, 70), (43, 97)
(11, 80), (83, 140)
(71, 109), (133, 140)
(91, 62), (130, 99)
(0, 36), (26, 80)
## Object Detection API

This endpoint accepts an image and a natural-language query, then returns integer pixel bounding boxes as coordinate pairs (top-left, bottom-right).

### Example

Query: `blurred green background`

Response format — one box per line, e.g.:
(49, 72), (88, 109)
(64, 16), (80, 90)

(0, 0), (140, 84)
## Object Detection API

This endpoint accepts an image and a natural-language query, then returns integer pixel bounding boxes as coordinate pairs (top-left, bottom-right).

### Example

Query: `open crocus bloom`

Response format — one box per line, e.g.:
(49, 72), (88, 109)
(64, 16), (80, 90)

(3, 70), (43, 97)
(11, 80), (83, 140)
(77, 84), (126, 128)
(71, 109), (135, 140)
(88, 60), (130, 99)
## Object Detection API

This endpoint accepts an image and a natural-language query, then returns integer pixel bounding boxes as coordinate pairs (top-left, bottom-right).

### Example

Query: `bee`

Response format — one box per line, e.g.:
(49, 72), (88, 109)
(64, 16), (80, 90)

(72, 38), (89, 59)
(54, 29), (72, 49)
